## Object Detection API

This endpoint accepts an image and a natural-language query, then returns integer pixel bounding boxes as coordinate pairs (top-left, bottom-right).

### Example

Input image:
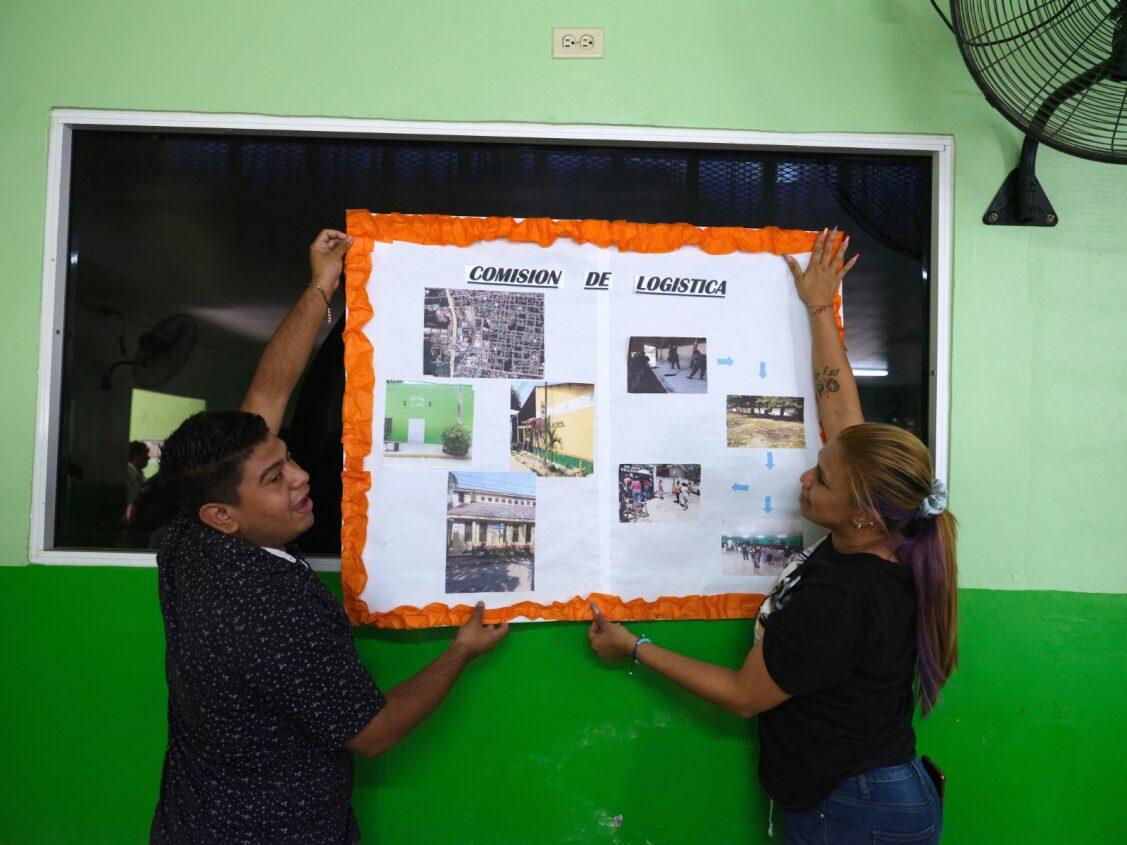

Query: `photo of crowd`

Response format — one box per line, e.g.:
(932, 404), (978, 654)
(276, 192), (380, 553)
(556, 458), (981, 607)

(720, 523), (805, 575)
(617, 463), (701, 523)
(626, 336), (708, 394)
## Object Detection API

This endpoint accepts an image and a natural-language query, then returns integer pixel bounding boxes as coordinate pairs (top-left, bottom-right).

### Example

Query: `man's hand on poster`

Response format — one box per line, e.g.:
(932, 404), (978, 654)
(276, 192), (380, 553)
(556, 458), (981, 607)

(449, 602), (510, 662)
(308, 228), (353, 294)
(587, 603), (639, 662)
(783, 227), (860, 312)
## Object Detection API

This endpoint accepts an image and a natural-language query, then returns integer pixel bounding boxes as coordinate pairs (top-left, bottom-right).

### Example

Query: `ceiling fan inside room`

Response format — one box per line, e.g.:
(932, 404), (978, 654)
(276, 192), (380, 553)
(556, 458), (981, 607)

(932, 0), (1127, 225)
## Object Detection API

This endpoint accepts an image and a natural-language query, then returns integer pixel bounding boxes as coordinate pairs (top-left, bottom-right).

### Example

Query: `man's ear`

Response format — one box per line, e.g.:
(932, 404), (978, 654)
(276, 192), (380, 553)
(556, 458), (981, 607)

(199, 502), (240, 535)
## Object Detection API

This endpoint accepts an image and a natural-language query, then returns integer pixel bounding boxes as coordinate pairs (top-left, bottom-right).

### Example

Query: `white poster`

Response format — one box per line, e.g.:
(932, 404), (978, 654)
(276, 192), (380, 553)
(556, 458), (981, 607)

(342, 213), (837, 628)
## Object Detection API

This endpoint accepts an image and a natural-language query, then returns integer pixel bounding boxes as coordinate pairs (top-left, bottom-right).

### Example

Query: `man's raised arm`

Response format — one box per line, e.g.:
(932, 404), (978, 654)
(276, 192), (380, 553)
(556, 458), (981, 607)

(241, 229), (352, 433)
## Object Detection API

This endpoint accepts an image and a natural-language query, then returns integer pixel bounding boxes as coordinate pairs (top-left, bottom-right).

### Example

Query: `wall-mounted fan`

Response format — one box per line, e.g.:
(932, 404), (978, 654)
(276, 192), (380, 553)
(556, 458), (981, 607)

(101, 314), (198, 389)
(935, 0), (1127, 225)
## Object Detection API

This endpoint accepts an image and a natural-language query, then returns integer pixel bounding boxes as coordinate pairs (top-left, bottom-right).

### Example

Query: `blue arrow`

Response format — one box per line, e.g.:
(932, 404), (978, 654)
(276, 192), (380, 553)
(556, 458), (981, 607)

(732, 483), (749, 492)
(765, 451), (775, 470)
(763, 496), (773, 513)
(716, 356), (734, 366)
(758, 361), (767, 379)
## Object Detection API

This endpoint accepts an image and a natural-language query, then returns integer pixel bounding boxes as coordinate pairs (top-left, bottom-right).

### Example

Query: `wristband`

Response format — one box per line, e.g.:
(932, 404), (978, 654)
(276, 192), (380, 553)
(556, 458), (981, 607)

(632, 636), (652, 664)
(808, 302), (833, 317)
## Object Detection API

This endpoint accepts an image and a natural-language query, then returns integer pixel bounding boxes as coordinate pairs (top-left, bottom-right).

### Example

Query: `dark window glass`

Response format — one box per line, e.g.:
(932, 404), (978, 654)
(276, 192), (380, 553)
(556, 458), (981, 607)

(57, 130), (931, 554)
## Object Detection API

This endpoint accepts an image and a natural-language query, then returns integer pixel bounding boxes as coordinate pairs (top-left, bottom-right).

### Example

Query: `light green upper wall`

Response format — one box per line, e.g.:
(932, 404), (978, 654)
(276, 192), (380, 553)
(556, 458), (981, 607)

(2, 0), (1125, 591)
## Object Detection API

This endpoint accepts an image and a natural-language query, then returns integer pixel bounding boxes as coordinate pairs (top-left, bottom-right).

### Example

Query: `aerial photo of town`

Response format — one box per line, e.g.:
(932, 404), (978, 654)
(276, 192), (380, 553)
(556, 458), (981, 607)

(423, 288), (545, 379)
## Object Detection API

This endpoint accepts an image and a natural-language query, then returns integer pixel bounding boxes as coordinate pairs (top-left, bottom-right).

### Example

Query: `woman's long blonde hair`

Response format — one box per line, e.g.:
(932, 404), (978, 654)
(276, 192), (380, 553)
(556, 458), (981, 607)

(836, 423), (958, 716)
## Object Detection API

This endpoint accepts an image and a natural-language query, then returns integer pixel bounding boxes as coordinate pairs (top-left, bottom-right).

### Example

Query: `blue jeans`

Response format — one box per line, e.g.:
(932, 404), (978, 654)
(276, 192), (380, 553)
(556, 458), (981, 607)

(783, 757), (942, 844)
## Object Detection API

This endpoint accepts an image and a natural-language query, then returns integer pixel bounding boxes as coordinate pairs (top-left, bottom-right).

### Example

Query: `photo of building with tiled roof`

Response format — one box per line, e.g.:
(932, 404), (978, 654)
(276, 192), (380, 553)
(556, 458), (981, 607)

(445, 472), (536, 593)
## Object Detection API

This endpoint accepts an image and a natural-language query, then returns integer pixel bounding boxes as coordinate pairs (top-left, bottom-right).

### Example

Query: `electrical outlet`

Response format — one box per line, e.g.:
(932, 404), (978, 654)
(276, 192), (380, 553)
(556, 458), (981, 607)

(552, 27), (604, 59)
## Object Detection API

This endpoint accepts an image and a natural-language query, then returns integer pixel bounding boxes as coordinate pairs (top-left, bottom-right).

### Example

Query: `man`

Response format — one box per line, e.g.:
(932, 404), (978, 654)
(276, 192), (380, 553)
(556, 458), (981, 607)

(151, 230), (508, 843)
(687, 349), (707, 380)
(667, 342), (680, 370)
(125, 440), (149, 523)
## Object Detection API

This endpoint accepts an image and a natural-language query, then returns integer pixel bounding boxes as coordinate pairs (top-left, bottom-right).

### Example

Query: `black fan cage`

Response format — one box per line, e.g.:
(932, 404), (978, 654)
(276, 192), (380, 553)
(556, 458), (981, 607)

(951, 0), (1127, 164)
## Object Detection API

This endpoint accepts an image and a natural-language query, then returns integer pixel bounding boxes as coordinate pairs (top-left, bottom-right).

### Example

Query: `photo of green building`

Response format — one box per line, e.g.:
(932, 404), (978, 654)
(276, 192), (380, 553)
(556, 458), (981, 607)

(383, 381), (474, 459)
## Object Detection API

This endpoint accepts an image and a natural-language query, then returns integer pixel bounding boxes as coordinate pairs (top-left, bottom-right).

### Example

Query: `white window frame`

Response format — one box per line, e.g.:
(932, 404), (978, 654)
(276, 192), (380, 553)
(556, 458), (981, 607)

(30, 108), (954, 570)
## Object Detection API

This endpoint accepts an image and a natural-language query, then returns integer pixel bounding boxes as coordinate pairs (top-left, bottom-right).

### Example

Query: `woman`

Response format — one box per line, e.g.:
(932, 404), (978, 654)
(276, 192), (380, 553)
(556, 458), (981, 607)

(588, 229), (956, 844)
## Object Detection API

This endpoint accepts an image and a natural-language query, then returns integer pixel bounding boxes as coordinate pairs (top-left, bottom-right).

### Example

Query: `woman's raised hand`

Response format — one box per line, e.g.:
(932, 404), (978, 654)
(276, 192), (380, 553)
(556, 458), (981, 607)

(784, 228), (859, 312)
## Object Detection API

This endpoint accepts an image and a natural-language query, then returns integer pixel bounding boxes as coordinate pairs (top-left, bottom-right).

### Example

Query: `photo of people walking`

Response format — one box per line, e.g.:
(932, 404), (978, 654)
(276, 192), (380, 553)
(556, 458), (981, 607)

(617, 463), (701, 522)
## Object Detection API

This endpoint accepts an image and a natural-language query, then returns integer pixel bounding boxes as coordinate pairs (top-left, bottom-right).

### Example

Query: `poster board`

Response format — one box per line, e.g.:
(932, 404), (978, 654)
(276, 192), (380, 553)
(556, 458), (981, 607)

(342, 212), (842, 628)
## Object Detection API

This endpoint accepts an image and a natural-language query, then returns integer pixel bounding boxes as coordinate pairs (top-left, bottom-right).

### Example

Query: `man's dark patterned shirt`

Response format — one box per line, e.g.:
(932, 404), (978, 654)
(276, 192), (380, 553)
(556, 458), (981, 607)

(151, 516), (384, 843)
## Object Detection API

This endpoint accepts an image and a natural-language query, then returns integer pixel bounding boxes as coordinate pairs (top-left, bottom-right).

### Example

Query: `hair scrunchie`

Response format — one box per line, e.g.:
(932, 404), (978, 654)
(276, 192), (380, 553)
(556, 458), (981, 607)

(916, 478), (948, 519)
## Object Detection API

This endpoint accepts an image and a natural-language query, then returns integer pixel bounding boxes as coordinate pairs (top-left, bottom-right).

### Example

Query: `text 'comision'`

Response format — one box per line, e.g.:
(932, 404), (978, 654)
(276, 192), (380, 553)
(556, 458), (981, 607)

(466, 265), (563, 288)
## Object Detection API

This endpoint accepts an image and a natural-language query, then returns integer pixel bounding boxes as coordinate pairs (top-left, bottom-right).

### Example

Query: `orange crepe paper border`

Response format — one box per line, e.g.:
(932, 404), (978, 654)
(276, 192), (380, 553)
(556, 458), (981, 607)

(341, 212), (843, 629)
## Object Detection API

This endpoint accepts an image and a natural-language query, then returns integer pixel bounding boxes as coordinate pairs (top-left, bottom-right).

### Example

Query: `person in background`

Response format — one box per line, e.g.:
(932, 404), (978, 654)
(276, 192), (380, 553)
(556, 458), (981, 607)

(588, 229), (954, 844)
(687, 348), (707, 380)
(151, 229), (508, 844)
(627, 350), (648, 391)
(667, 342), (681, 370)
(125, 440), (149, 524)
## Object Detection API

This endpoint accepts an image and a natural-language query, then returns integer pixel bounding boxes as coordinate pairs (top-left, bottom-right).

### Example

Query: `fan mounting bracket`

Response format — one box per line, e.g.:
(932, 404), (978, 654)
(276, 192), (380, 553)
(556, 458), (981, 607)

(984, 136), (1058, 227)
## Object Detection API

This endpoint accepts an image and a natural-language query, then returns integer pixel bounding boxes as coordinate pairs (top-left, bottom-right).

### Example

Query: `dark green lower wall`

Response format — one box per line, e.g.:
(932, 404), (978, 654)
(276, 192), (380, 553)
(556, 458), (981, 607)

(0, 568), (1122, 843)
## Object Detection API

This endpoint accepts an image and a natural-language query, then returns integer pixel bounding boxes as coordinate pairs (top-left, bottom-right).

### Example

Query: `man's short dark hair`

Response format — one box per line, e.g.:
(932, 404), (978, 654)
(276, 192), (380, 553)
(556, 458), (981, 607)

(160, 411), (269, 515)
(129, 440), (149, 459)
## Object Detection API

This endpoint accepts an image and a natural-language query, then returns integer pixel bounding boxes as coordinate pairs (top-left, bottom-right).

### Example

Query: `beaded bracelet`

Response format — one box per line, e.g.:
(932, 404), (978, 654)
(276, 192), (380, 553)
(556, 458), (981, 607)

(632, 636), (652, 665)
(308, 284), (332, 325)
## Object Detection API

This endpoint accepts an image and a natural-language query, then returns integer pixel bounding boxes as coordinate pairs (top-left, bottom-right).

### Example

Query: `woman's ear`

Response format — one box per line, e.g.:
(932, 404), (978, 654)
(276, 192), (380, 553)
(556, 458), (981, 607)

(852, 509), (882, 532)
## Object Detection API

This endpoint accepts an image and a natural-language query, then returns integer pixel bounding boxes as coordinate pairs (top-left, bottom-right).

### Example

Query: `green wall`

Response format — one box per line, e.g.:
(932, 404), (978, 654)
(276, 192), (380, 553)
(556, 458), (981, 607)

(385, 382), (474, 446)
(2, 1), (1126, 842)
(1, 570), (1123, 843)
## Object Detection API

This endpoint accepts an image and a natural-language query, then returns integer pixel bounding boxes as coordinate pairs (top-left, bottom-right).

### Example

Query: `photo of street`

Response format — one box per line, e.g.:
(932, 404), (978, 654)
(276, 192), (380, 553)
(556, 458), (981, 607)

(383, 381), (473, 460)
(626, 336), (708, 394)
(721, 523), (805, 575)
(726, 395), (806, 448)
(618, 463), (701, 523)
(423, 288), (544, 379)
(445, 472), (536, 593)
(510, 381), (594, 477)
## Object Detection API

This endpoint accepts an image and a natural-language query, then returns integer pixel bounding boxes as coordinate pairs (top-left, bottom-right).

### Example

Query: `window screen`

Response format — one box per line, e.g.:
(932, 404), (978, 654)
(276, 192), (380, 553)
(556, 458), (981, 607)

(57, 130), (931, 555)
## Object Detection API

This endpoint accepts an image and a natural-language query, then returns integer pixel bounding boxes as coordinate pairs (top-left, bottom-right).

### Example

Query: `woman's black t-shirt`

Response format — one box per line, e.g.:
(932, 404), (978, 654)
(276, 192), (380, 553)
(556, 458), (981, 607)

(758, 537), (917, 811)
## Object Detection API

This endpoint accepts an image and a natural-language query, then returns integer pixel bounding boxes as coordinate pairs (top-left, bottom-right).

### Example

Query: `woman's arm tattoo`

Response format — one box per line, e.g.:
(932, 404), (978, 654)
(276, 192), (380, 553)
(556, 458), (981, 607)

(814, 367), (841, 400)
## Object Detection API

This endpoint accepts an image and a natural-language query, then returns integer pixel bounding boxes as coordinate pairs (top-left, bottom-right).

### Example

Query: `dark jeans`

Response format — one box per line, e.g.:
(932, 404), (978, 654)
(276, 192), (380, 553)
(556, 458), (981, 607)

(783, 757), (942, 844)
